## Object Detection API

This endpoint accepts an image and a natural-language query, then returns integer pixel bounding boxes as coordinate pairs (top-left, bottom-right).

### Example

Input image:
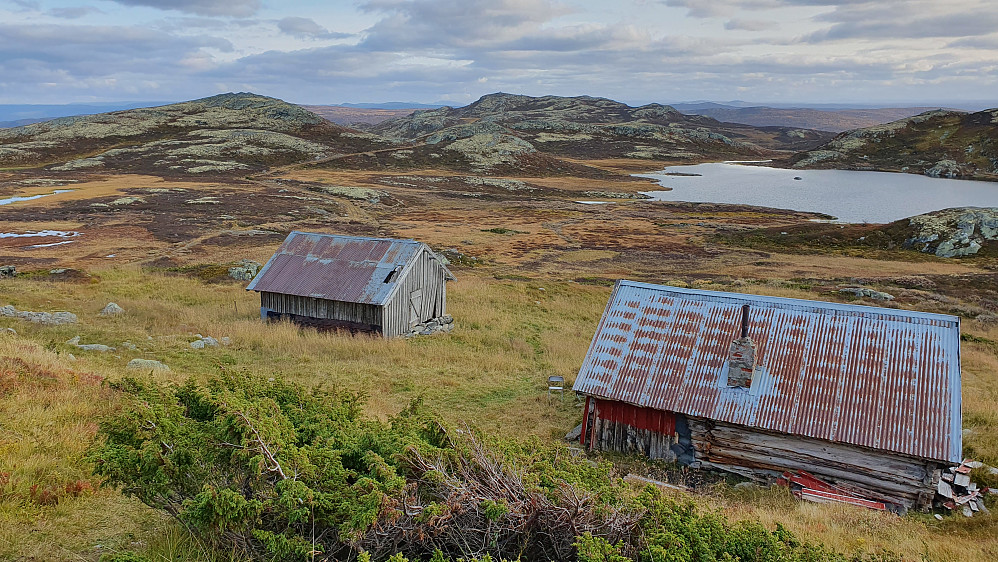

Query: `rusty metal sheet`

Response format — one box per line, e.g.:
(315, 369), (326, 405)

(247, 232), (432, 305)
(573, 280), (962, 463)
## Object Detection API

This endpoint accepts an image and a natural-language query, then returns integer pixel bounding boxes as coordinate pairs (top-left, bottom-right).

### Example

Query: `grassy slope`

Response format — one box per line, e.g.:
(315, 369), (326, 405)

(0, 264), (996, 561)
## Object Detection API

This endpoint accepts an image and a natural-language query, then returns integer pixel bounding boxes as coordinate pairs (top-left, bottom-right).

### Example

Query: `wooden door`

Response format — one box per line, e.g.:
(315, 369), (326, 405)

(409, 289), (423, 327)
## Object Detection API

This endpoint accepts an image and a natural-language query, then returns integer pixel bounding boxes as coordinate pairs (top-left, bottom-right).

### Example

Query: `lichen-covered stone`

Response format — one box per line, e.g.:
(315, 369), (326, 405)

(127, 358), (170, 371)
(99, 302), (125, 316)
(839, 287), (895, 301)
(904, 207), (998, 257)
(228, 259), (262, 281)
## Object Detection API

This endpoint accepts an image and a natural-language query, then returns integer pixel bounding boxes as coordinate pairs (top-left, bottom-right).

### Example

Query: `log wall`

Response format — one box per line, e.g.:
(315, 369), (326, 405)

(688, 418), (941, 509)
(581, 397), (942, 510)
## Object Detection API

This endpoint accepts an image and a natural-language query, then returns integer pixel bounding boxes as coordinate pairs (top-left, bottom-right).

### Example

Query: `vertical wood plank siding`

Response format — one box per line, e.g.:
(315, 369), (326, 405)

(383, 249), (449, 337)
(261, 292), (382, 328)
(589, 399), (679, 460)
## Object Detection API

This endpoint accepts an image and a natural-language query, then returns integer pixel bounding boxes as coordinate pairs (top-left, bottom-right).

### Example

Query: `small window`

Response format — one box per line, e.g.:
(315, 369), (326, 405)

(383, 267), (400, 283)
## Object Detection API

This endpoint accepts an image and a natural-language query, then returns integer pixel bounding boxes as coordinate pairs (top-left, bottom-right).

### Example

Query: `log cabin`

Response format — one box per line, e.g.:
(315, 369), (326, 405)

(572, 280), (962, 511)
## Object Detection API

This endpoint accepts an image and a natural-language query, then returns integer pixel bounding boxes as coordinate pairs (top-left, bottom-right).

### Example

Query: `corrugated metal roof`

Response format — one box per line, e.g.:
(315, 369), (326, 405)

(573, 280), (962, 463)
(246, 232), (452, 305)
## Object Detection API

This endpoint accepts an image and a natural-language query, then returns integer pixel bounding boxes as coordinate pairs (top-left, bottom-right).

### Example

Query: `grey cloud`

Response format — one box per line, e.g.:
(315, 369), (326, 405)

(1, 0), (995, 107)
(277, 17), (351, 40)
(8, 0), (39, 10)
(109, 0), (260, 17)
(724, 19), (777, 31)
(47, 6), (103, 19)
(804, 10), (998, 41)
(664, 0), (890, 18)
(948, 35), (998, 49)
(360, 0), (567, 49)
(0, 23), (232, 80)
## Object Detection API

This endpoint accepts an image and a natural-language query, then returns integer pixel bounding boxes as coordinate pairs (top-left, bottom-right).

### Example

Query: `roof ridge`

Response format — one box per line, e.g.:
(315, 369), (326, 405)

(617, 279), (959, 324)
(289, 230), (420, 244)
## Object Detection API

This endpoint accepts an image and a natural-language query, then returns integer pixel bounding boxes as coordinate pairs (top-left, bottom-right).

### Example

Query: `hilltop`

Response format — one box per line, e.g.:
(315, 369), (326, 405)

(0, 93), (388, 175)
(359, 93), (831, 166)
(789, 108), (998, 181)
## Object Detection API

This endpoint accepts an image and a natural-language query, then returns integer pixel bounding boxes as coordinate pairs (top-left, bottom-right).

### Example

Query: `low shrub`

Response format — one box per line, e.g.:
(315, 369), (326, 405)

(89, 375), (881, 561)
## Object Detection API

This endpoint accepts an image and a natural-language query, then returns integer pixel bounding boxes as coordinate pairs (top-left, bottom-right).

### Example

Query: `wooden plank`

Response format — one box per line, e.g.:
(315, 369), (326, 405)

(624, 474), (688, 493)
(799, 489), (888, 511)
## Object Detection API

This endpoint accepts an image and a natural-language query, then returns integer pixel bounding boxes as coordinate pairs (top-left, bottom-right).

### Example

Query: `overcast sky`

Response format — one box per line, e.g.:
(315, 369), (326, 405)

(1, 0), (996, 107)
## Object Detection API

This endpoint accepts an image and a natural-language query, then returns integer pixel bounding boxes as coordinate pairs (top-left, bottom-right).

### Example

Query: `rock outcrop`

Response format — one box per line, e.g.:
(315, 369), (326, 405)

(839, 287), (895, 301)
(190, 334), (221, 349)
(903, 207), (998, 257)
(0, 304), (77, 325)
(229, 259), (262, 281)
(66, 336), (115, 352)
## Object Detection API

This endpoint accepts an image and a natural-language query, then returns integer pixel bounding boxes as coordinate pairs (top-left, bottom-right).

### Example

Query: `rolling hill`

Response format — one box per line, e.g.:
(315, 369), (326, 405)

(789, 108), (998, 181)
(0, 92), (838, 178)
(302, 93), (832, 176)
(0, 93), (389, 175)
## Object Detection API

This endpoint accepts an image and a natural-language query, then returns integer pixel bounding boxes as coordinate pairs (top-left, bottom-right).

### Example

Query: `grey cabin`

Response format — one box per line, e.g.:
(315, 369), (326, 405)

(247, 232), (454, 337)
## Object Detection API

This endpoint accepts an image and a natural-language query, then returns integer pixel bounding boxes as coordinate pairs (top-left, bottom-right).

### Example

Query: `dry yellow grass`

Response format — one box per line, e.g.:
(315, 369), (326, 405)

(3, 175), (220, 208)
(0, 263), (995, 560)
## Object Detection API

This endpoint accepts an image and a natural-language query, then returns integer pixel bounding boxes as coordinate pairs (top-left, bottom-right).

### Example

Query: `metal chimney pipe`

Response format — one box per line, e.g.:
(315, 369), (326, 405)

(740, 304), (750, 339)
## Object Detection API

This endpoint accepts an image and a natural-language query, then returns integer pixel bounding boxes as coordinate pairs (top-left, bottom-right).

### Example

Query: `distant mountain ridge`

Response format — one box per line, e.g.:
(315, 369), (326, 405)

(302, 105), (422, 127)
(674, 105), (953, 132)
(0, 102), (174, 124)
(789, 108), (998, 181)
(336, 102), (444, 110)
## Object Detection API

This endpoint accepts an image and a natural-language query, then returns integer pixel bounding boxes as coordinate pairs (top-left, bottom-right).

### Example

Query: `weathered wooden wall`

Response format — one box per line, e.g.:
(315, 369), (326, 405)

(581, 398), (942, 510)
(383, 249), (449, 338)
(261, 292), (382, 329)
(688, 418), (940, 509)
(585, 399), (679, 461)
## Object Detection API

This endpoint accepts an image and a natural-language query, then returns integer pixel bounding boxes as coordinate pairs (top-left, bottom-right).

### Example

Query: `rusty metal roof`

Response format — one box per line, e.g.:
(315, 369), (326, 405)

(246, 232), (452, 305)
(573, 280), (962, 463)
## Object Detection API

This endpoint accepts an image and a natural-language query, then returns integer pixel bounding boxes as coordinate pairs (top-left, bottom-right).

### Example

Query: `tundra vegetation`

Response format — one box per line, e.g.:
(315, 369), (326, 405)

(0, 93), (996, 561)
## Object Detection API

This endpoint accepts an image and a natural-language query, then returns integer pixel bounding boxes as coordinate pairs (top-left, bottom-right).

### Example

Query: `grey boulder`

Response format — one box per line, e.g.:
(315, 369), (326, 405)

(99, 302), (125, 316)
(126, 358), (170, 371)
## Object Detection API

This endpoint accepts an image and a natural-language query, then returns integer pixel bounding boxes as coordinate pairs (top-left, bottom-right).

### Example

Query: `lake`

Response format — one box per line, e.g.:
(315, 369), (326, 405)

(636, 163), (998, 223)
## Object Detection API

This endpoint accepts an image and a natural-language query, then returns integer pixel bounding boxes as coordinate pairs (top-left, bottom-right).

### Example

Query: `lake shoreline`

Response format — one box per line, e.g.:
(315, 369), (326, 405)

(634, 162), (998, 224)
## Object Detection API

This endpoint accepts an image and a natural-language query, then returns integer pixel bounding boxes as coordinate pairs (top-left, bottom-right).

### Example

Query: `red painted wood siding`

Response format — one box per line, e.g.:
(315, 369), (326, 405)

(594, 398), (676, 435)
